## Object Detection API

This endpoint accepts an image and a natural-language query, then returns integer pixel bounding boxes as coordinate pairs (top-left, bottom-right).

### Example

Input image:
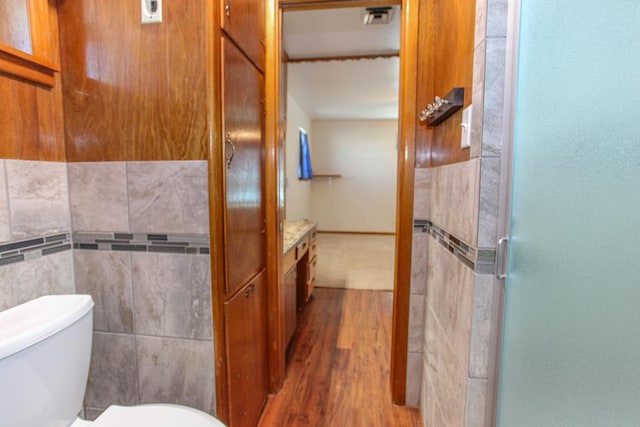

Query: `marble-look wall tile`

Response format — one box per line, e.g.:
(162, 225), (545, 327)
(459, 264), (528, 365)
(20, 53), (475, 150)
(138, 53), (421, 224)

(420, 365), (431, 427)
(136, 335), (215, 414)
(132, 253), (212, 340)
(474, 0), (487, 48)
(425, 306), (468, 427)
(127, 161), (209, 234)
(471, 39), (487, 159)
(0, 160), (10, 243)
(83, 408), (105, 421)
(482, 38), (507, 158)
(487, 0), (508, 38)
(414, 168), (431, 220)
(85, 332), (139, 408)
(74, 250), (134, 333)
(12, 251), (74, 305)
(68, 163), (129, 232)
(469, 274), (494, 379)
(6, 160), (70, 239)
(478, 158), (500, 248)
(427, 236), (475, 372)
(430, 159), (481, 245)
(0, 263), (16, 311)
(406, 351), (423, 407)
(466, 378), (488, 427)
(411, 232), (428, 295)
(423, 370), (448, 427)
(408, 293), (426, 353)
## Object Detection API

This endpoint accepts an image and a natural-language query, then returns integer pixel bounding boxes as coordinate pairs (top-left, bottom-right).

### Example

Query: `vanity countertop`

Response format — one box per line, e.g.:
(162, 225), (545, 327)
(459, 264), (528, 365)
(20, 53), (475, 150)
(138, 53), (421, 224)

(283, 220), (317, 254)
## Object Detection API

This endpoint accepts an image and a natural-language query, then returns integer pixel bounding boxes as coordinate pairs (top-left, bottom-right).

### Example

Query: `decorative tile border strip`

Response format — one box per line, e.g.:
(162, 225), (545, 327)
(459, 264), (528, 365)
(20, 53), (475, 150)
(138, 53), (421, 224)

(0, 232), (72, 267)
(73, 232), (210, 255)
(0, 231), (211, 268)
(414, 219), (496, 275)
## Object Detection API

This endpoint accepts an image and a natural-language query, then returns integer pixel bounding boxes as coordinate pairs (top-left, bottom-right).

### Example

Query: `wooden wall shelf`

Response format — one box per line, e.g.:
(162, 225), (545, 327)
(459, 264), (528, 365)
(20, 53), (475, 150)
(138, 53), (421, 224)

(312, 174), (342, 179)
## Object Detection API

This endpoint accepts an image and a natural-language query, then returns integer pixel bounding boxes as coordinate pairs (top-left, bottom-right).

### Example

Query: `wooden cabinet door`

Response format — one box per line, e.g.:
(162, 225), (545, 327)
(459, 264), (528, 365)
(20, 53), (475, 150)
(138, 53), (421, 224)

(220, 0), (265, 71)
(222, 37), (265, 297)
(225, 269), (268, 427)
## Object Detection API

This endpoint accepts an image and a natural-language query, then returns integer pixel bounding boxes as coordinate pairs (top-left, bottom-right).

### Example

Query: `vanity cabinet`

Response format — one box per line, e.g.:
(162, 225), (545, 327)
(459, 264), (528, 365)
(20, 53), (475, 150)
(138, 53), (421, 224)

(284, 265), (297, 346)
(282, 222), (318, 342)
(306, 230), (318, 301)
(220, 0), (265, 71)
(224, 271), (268, 427)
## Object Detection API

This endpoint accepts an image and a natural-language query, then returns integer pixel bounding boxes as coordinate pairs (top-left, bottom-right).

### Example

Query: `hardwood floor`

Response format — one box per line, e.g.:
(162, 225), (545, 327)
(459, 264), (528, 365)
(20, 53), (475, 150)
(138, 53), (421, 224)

(258, 288), (422, 427)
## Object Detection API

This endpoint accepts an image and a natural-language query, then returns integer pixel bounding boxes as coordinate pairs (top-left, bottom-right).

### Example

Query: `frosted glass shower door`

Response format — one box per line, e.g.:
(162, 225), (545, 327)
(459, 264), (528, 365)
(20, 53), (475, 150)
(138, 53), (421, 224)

(497, 2), (640, 426)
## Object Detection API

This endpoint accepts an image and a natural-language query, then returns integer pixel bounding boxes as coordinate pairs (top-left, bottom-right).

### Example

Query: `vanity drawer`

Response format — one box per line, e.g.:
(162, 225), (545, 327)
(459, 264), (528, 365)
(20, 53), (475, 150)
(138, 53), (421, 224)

(307, 255), (317, 284)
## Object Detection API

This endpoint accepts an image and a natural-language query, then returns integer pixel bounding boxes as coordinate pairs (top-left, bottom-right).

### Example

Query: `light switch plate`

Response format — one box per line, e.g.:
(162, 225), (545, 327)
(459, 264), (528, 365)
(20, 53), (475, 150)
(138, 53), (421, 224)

(460, 104), (472, 149)
(141, 0), (162, 24)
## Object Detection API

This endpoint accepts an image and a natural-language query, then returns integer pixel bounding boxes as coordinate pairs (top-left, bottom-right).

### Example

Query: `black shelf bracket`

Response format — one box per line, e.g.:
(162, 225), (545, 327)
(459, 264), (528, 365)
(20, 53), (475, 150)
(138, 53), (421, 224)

(419, 87), (465, 127)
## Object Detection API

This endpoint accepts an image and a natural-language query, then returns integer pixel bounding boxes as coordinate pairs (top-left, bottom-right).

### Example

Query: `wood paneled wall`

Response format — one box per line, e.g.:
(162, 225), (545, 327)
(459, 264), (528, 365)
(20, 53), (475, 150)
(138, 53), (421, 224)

(57, 0), (208, 162)
(415, 0), (475, 167)
(0, 1), (65, 162)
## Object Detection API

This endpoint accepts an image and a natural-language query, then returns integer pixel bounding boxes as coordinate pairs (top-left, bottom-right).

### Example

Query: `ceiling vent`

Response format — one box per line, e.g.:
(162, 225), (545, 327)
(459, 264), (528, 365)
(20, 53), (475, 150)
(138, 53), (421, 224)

(363, 7), (393, 25)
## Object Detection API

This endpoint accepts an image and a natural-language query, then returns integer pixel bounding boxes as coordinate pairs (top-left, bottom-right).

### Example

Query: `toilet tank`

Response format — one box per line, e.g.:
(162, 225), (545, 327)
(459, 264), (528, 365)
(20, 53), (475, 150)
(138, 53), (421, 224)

(0, 295), (94, 427)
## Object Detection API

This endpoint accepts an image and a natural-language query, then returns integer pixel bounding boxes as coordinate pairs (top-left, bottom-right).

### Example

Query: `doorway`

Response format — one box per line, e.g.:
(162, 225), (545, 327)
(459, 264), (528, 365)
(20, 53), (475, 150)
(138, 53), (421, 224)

(263, 0), (419, 408)
(282, 6), (400, 290)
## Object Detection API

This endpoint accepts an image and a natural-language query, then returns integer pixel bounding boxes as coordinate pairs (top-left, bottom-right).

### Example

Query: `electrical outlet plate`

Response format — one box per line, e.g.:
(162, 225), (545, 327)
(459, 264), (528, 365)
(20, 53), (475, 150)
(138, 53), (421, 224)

(460, 104), (472, 149)
(141, 0), (162, 24)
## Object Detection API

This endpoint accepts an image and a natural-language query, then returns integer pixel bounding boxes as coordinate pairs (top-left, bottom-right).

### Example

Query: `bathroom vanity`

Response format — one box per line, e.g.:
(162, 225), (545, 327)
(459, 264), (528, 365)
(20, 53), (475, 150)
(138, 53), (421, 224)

(282, 220), (318, 347)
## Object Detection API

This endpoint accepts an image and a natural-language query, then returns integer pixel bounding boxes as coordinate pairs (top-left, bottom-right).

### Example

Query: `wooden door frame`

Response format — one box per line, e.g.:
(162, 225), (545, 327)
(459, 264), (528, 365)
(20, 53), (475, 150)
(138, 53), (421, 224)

(264, 0), (419, 405)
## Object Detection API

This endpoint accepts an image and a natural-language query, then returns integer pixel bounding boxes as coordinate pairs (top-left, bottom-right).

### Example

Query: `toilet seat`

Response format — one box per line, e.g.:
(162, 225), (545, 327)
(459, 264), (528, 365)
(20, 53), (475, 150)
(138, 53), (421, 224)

(82, 404), (226, 427)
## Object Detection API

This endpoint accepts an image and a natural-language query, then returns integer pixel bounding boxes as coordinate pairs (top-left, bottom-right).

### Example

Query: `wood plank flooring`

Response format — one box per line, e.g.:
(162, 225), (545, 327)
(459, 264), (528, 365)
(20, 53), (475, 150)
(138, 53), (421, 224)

(258, 288), (422, 427)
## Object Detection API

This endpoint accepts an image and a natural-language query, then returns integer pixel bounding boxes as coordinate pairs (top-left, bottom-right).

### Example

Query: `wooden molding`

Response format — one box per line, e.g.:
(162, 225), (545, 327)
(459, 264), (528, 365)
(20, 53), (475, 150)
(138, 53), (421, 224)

(207, 0), (230, 422)
(265, 0), (288, 394)
(27, 0), (54, 64)
(0, 0), (58, 88)
(390, 0), (419, 405)
(0, 42), (58, 87)
(288, 52), (399, 63)
(280, 0), (401, 11)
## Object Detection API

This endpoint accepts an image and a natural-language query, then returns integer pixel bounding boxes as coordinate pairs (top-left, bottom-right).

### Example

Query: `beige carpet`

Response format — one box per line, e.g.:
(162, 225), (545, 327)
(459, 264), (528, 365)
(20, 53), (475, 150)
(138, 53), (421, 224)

(315, 233), (395, 291)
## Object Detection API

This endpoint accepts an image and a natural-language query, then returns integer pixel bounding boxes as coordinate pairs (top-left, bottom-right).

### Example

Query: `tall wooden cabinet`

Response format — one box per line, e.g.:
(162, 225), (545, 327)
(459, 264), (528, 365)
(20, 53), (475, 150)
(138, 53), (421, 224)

(222, 37), (266, 297)
(220, 0), (265, 69)
(219, 2), (267, 426)
(224, 270), (268, 427)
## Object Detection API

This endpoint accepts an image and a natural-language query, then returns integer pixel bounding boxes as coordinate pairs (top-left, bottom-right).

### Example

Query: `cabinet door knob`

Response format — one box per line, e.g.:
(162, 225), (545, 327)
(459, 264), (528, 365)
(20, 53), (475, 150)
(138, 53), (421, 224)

(225, 0), (232, 17)
(225, 132), (236, 169)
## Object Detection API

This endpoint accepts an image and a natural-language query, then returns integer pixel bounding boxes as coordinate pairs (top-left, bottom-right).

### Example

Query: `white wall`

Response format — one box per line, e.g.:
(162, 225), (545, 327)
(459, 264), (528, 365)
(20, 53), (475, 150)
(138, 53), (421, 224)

(285, 94), (312, 220)
(309, 119), (398, 233)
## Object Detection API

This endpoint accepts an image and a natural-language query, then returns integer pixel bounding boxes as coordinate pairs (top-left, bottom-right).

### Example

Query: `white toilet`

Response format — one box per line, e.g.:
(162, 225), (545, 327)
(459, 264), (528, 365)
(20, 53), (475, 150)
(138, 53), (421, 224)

(0, 294), (226, 427)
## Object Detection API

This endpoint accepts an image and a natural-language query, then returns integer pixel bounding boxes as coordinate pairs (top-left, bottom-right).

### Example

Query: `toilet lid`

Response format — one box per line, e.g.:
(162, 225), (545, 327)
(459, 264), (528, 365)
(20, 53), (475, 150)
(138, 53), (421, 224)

(92, 404), (226, 427)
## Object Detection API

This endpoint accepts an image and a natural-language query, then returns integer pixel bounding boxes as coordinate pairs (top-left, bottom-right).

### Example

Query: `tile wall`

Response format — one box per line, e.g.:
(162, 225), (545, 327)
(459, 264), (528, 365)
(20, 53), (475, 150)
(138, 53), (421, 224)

(0, 160), (73, 311)
(68, 161), (214, 418)
(405, 168), (430, 406)
(414, 0), (508, 425)
(0, 159), (215, 419)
